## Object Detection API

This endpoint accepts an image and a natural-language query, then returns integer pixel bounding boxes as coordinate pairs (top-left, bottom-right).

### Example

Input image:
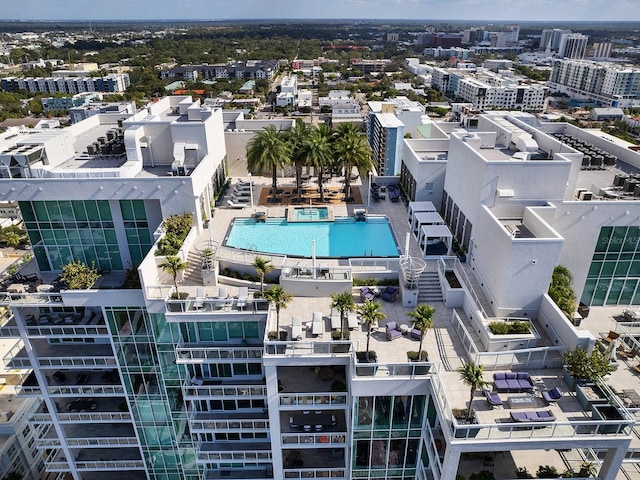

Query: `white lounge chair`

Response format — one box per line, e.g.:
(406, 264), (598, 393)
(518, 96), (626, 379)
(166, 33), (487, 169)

(291, 316), (302, 341)
(237, 287), (248, 310)
(330, 309), (341, 330)
(227, 199), (247, 209)
(312, 311), (323, 337)
(348, 313), (358, 330)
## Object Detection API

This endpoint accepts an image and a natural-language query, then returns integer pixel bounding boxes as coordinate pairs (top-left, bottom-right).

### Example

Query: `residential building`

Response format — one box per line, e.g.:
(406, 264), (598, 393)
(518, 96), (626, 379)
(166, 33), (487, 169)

(0, 74), (130, 94)
(591, 42), (613, 59)
(540, 28), (572, 52)
(0, 96), (639, 480)
(69, 100), (137, 124)
(350, 59), (391, 74)
(159, 61), (279, 82)
(41, 92), (101, 112)
(367, 111), (405, 175)
(548, 59), (640, 107)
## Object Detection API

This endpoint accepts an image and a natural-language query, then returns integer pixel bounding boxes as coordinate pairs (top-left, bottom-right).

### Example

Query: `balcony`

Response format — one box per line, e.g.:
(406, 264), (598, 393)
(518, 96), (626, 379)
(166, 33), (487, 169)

(176, 343), (263, 364)
(205, 467), (273, 480)
(197, 440), (272, 462)
(190, 411), (269, 432)
(183, 379), (267, 400)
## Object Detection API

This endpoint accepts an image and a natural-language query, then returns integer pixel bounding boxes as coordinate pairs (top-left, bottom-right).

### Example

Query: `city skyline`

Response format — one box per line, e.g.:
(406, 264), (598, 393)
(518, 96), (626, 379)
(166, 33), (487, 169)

(1, 0), (639, 22)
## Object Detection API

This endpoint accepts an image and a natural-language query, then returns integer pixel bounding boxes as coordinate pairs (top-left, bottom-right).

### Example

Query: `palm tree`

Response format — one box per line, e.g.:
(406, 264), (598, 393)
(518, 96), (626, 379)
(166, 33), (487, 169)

(287, 121), (311, 202)
(160, 256), (187, 298)
(246, 125), (292, 203)
(458, 361), (487, 420)
(357, 300), (386, 361)
(264, 285), (294, 334)
(333, 123), (373, 200)
(252, 256), (274, 295)
(303, 124), (334, 203)
(330, 290), (355, 339)
(407, 304), (436, 360)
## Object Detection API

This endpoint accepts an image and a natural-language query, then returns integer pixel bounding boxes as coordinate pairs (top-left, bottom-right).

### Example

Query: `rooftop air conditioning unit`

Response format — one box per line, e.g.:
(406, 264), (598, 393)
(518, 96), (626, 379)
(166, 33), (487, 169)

(579, 191), (593, 201)
(575, 188), (588, 200)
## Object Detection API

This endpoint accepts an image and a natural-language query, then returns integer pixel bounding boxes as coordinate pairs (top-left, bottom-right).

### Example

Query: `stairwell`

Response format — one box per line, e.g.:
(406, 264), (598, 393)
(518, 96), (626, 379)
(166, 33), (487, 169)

(417, 271), (442, 304)
(181, 249), (204, 286)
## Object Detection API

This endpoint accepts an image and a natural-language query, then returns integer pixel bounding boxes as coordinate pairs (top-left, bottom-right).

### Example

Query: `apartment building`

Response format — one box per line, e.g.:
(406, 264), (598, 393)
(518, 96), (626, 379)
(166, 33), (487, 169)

(548, 59), (640, 107)
(0, 94), (638, 480)
(160, 61), (279, 82)
(558, 33), (589, 59)
(0, 74), (130, 94)
(366, 110), (405, 176)
(431, 67), (547, 111)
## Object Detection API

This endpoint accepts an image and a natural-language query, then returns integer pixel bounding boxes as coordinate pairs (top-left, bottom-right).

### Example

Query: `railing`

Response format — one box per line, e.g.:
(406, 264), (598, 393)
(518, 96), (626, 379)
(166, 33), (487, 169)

(176, 345), (263, 362)
(184, 384), (267, 399)
(264, 341), (352, 357)
(2, 340), (25, 367)
(352, 361), (434, 378)
(144, 285), (174, 300)
(26, 325), (110, 336)
(47, 385), (125, 396)
(190, 418), (269, 431)
(44, 461), (70, 471)
(279, 392), (348, 407)
(349, 257), (400, 272)
(37, 436), (139, 448)
(37, 356), (117, 367)
(283, 468), (345, 479)
(281, 265), (352, 281)
(197, 450), (272, 462)
(166, 297), (270, 314)
(281, 432), (347, 446)
(441, 256), (488, 319)
(31, 412), (132, 422)
(216, 246), (288, 268)
(0, 313), (20, 337)
(75, 460), (146, 470)
(15, 385), (42, 397)
(0, 291), (64, 305)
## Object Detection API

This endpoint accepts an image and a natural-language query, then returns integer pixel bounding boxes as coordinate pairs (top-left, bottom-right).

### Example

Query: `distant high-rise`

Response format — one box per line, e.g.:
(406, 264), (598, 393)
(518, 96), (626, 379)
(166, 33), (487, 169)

(591, 42), (612, 58)
(558, 33), (589, 59)
(539, 28), (572, 52)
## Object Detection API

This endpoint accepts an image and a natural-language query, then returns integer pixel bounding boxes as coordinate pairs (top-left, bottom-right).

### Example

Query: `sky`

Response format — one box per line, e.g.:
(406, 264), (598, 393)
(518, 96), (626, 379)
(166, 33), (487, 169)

(1, 0), (639, 22)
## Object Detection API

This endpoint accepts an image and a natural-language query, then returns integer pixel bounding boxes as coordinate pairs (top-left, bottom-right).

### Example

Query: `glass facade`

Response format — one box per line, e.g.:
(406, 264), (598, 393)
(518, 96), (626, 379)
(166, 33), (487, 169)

(106, 307), (201, 480)
(582, 226), (640, 306)
(352, 394), (425, 479)
(19, 200), (152, 272)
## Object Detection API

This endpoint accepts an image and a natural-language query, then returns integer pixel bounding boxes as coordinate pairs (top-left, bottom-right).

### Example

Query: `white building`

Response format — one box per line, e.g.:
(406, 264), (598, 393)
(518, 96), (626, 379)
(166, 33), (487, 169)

(558, 33), (589, 59)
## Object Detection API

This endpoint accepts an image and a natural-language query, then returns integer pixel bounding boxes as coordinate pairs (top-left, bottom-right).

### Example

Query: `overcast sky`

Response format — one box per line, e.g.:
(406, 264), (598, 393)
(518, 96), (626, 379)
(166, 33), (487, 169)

(1, 0), (638, 22)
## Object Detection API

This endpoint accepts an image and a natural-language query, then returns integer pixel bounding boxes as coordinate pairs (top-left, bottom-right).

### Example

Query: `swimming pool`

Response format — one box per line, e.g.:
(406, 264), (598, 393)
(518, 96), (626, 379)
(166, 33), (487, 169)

(292, 207), (329, 221)
(225, 217), (399, 258)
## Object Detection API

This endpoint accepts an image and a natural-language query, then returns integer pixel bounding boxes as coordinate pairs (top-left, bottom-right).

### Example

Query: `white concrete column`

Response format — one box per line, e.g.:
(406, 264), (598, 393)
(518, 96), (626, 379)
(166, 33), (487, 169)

(599, 445), (630, 480)
(439, 445), (462, 479)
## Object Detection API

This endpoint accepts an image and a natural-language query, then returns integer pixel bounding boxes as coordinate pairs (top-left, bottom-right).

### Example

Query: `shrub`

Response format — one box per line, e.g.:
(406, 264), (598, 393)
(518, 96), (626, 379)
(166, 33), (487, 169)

(514, 467), (534, 479)
(407, 350), (428, 361)
(488, 321), (531, 335)
(563, 347), (613, 382)
(536, 465), (560, 478)
(356, 351), (377, 363)
(155, 212), (193, 256)
(60, 260), (100, 290)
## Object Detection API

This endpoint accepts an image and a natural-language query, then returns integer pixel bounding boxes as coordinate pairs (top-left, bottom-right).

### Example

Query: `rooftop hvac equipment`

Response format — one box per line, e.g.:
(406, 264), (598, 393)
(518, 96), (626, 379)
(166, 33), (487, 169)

(87, 144), (97, 155)
(575, 188), (588, 200)
(579, 191), (593, 201)
(614, 174), (628, 187)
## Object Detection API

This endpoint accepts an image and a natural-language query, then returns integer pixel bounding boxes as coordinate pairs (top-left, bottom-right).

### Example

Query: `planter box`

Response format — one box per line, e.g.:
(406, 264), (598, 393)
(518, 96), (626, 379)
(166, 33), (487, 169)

(592, 404), (627, 434)
(576, 383), (608, 411)
(454, 416), (480, 438)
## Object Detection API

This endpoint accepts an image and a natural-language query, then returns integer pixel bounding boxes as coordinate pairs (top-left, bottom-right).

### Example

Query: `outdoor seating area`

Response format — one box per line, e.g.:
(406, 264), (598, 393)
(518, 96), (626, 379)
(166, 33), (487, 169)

(359, 287), (376, 302)
(380, 286), (399, 302)
(385, 321), (402, 341)
(493, 372), (534, 393)
(541, 387), (563, 404)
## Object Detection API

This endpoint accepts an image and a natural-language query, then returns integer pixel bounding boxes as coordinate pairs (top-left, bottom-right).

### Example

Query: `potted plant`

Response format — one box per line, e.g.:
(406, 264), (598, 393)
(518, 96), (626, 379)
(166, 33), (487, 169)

(252, 256), (274, 295)
(331, 290), (355, 340)
(160, 256), (188, 300)
(355, 350), (378, 376)
(456, 361), (486, 438)
(563, 347), (613, 391)
(357, 300), (386, 362)
(458, 245), (467, 263)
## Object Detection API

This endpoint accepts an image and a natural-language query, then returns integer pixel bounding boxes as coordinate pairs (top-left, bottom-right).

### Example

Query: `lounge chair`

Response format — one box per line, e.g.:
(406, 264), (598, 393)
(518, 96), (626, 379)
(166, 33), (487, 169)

(542, 387), (563, 404)
(291, 316), (302, 341)
(385, 321), (402, 341)
(312, 311), (323, 337)
(603, 330), (620, 344)
(347, 313), (358, 330)
(330, 309), (341, 330)
(484, 389), (503, 408)
(360, 287), (375, 302)
(227, 199), (247, 209)
(237, 287), (248, 310)
(381, 286), (399, 302)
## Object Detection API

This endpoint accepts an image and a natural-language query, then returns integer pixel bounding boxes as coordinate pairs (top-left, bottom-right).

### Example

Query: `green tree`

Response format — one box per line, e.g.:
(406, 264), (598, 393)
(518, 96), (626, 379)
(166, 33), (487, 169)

(60, 260), (101, 290)
(287, 121), (311, 202)
(330, 290), (356, 339)
(357, 300), (386, 360)
(333, 122), (373, 199)
(303, 124), (334, 203)
(458, 361), (487, 420)
(159, 256), (187, 297)
(407, 304), (435, 360)
(548, 265), (577, 320)
(264, 285), (294, 334)
(252, 256), (274, 294)
(246, 125), (292, 203)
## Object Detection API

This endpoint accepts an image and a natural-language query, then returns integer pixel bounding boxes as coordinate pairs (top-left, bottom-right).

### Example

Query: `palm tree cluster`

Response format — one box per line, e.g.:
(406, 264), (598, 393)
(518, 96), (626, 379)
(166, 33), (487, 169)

(245, 122), (374, 204)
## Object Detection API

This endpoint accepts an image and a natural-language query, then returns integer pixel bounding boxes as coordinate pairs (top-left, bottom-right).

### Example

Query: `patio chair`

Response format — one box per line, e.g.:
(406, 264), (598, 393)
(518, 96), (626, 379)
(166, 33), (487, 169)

(381, 286), (399, 302)
(330, 309), (341, 330)
(410, 326), (422, 340)
(603, 330), (620, 344)
(385, 321), (402, 341)
(359, 287), (375, 302)
(291, 316), (302, 341)
(193, 287), (205, 310)
(542, 386), (563, 404)
(237, 287), (248, 310)
(484, 389), (503, 408)
(619, 348), (638, 360)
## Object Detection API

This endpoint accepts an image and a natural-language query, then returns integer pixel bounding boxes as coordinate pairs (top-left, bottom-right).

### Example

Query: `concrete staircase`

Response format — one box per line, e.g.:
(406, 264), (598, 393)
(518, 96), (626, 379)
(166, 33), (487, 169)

(181, 249), (204, 286)
(417, 271), (442, 304)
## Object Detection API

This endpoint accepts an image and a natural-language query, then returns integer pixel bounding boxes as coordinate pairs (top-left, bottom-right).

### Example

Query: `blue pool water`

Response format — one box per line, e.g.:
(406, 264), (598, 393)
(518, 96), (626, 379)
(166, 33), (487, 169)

(293, 207), (329, 220)
(226, 217), (399, 258)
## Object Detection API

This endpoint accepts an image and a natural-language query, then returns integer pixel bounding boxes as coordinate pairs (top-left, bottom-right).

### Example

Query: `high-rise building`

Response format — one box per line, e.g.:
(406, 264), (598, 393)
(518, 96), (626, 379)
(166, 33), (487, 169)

(558, 33), (589, 59)
(539, 28), (572, 52)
